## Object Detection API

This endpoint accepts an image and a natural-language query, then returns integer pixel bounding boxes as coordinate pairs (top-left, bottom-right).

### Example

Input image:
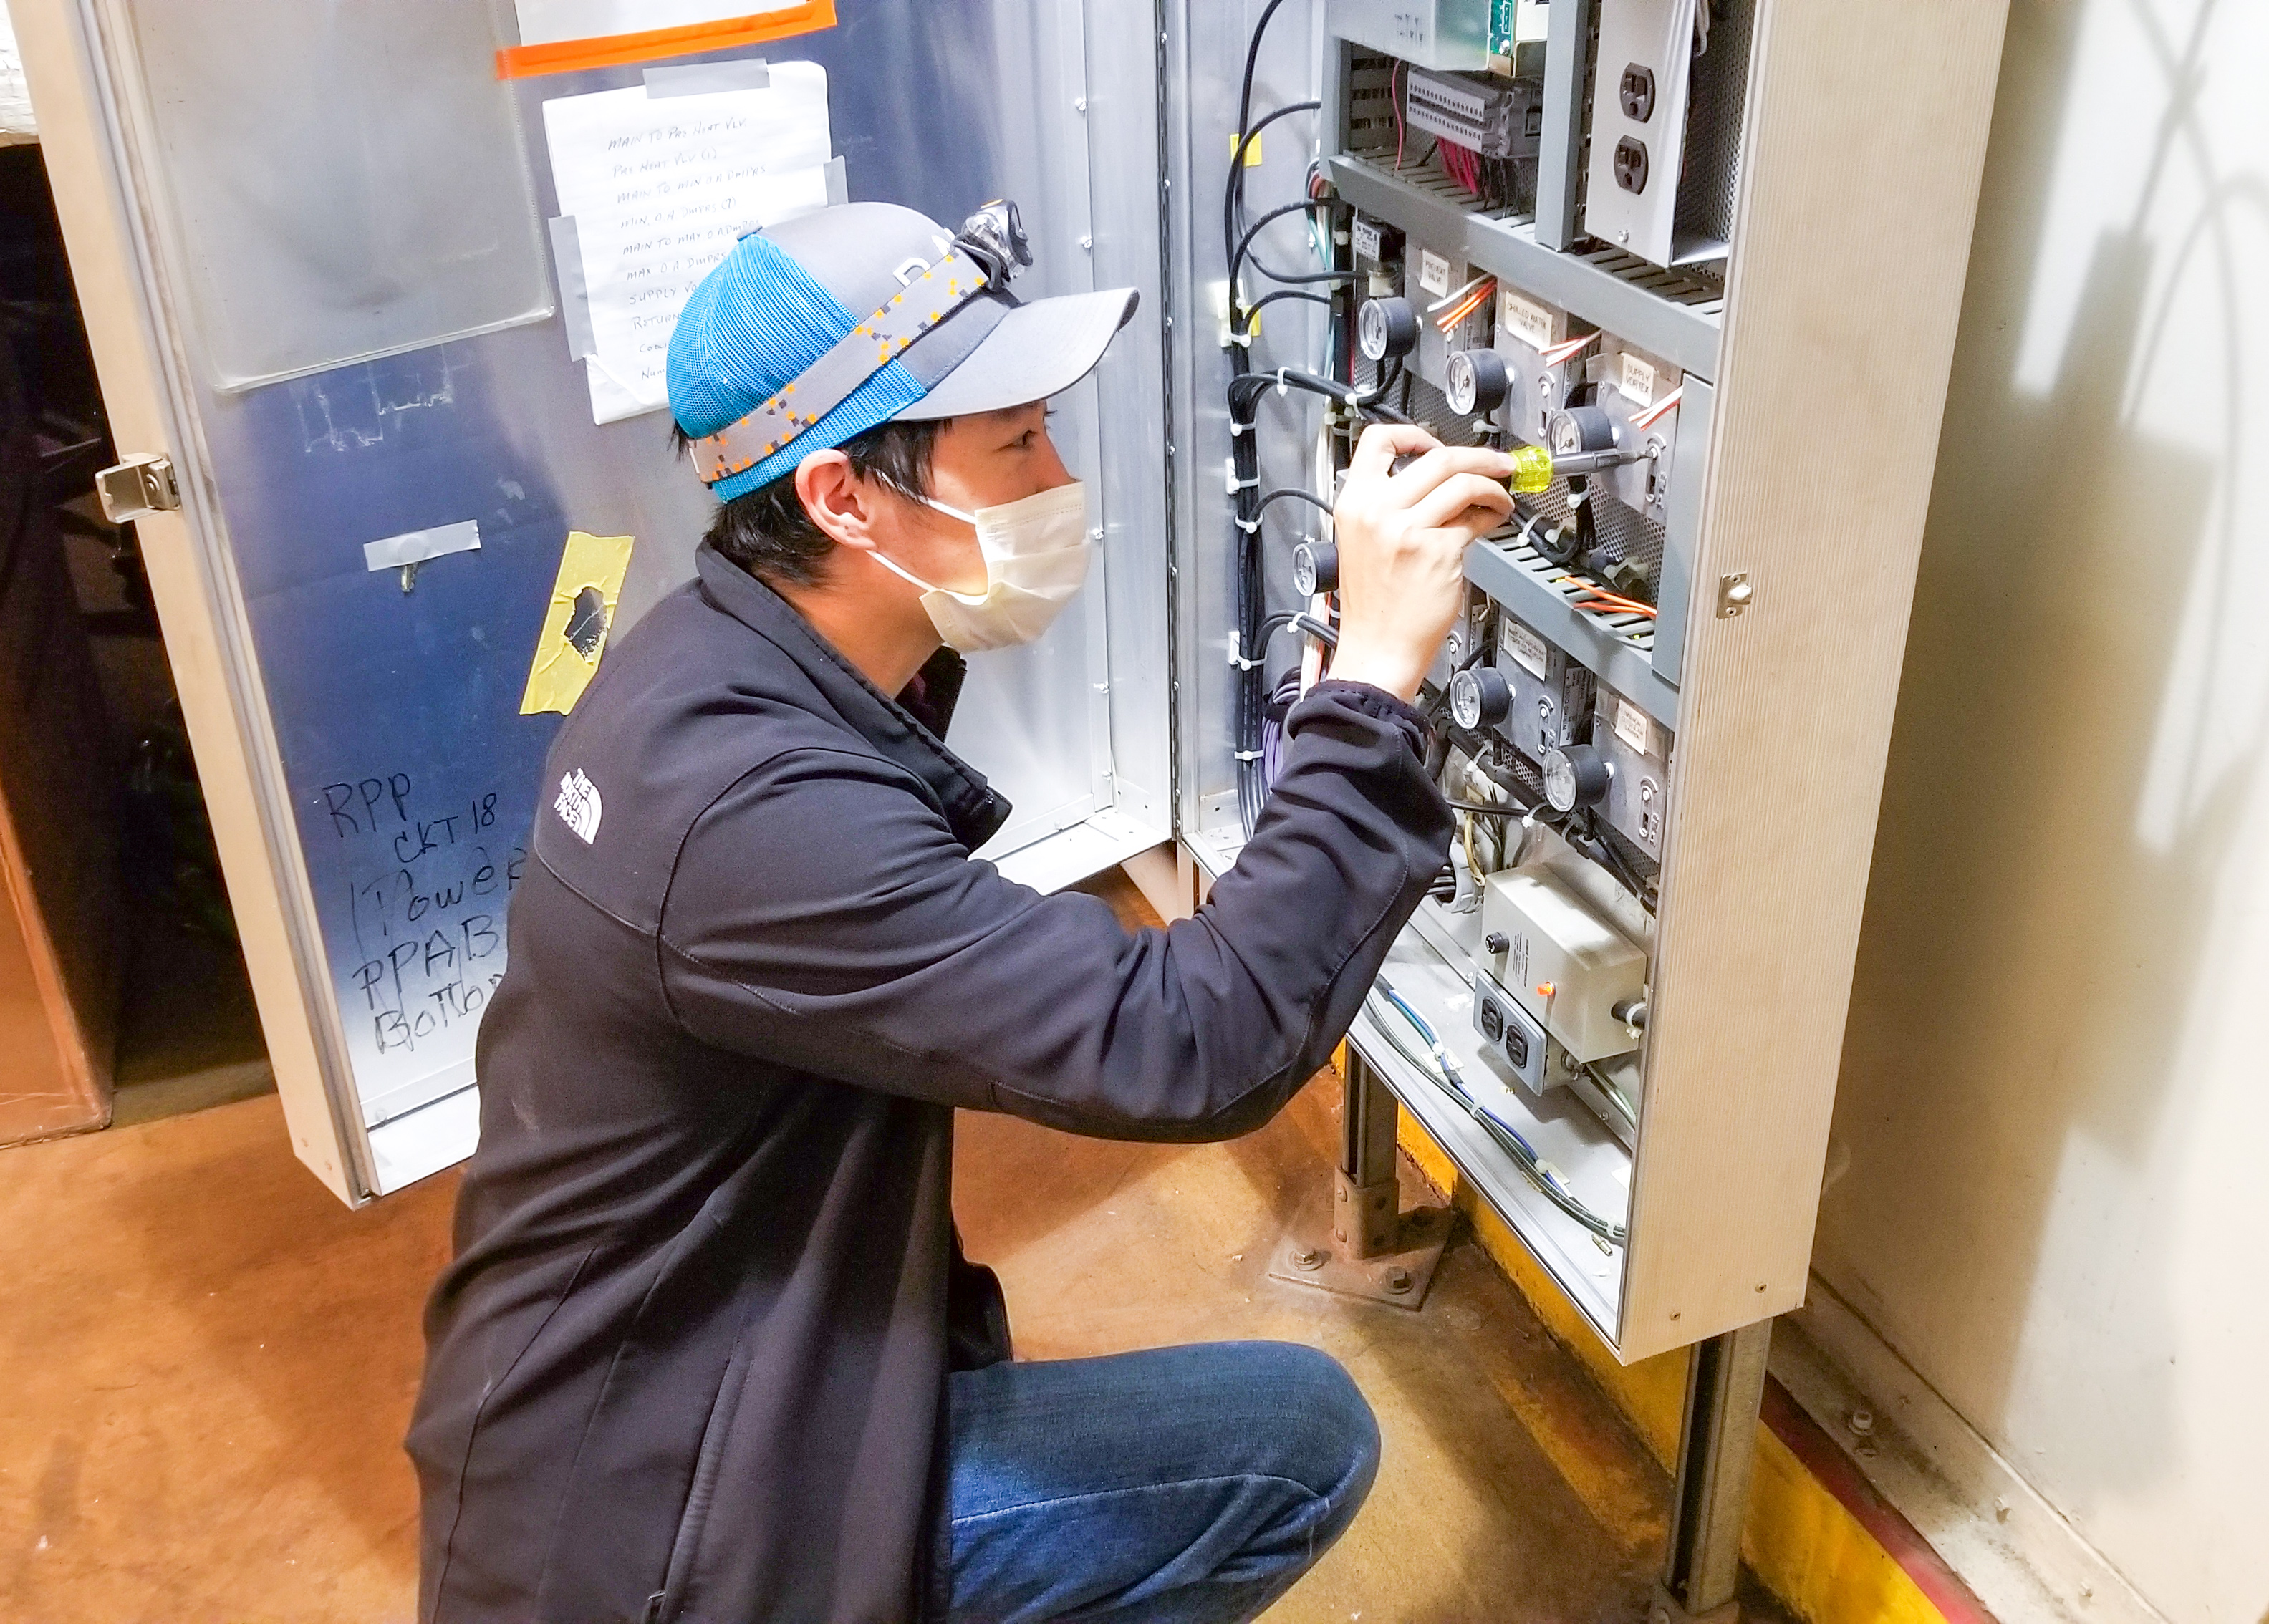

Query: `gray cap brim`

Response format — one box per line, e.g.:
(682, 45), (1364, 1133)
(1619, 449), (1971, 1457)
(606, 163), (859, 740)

(897, 286), (1140, 420)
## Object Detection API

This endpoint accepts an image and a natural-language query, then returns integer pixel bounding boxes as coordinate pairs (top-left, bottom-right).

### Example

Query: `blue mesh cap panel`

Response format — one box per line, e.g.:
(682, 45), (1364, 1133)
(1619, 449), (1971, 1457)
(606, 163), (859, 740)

(666, 231), (930, 502)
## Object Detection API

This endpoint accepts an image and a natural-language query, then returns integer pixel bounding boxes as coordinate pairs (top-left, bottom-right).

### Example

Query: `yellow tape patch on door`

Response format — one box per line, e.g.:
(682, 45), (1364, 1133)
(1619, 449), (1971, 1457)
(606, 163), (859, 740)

(521, 531), (635, 715)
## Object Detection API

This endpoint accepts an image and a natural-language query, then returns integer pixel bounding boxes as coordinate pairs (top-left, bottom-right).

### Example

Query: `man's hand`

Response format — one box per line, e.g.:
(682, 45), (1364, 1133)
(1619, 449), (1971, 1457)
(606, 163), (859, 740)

(1324, 425), (1516, 702)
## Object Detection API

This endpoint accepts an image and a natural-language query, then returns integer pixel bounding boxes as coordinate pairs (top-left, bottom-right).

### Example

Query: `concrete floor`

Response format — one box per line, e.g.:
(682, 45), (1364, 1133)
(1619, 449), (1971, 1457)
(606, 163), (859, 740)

(0, 874), (1733, 1623)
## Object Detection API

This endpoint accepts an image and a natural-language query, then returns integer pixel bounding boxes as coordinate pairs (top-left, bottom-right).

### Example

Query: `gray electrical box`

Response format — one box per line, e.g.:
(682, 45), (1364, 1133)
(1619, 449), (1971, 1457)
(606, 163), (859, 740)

(1325, 0), (1492, 72)
(1583, 0), (1700, 265)
(1480, 866), (1647, 1063)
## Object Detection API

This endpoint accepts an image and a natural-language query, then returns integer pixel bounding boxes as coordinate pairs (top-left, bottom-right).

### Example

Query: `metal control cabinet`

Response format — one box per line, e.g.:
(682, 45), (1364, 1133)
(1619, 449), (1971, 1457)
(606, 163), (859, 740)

(1165, 0), (2009, 1360)
(24, 0), (2009, 1364)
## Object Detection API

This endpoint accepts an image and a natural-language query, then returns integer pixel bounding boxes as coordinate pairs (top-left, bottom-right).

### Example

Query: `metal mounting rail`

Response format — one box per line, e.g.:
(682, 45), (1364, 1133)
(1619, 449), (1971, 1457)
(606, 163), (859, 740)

(1465, 531), (1682, 731)
(1325, 152), (1725, 382)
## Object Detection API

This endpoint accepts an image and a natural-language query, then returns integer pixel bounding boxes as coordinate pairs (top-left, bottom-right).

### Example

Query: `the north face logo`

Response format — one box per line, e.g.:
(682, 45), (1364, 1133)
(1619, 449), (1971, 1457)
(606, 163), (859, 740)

(554, 769), (602, 844)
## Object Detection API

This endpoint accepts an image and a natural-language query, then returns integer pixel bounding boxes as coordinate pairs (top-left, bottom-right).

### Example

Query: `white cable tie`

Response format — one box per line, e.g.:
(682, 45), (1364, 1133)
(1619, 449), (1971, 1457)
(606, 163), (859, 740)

(1232, 749), (1264, 763)
(1235, 515), (1261, 533)
(1276, 367), (1289, 397)
(1229, 417), (1251, 437)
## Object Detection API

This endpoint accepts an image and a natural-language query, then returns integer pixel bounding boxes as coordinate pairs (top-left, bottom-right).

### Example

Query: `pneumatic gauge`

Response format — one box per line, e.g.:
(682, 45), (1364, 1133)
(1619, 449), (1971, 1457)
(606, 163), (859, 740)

(1548, 404), (1620, 458)
(1357, 296), (1417, 362)
(1445, 349), (1510, 417)
(1291, 539), (1338, 596)
(1542, 743), (1613, 812)
(1447, 667), (1512, 732)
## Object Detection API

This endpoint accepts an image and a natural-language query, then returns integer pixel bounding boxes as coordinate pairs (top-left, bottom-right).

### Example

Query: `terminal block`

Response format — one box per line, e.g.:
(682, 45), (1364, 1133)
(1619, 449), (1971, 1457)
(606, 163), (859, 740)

(1403, 67), (1543, 160)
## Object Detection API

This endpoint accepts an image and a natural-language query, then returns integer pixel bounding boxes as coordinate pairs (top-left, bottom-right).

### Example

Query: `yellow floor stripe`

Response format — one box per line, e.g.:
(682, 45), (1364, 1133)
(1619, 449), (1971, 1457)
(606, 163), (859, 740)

(1399, 1116), (1954, 1624)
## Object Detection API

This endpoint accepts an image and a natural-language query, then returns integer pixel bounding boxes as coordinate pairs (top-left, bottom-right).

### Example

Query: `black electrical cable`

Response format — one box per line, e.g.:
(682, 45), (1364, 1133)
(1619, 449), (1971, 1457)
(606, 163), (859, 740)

(1571, 816), (1659, 913)
(1228, 0), (1296, 241)
(1226, 0), (1294, 836)
(1228, 199), (1353, 299)
(1234, 289), (1334, 334)
(1223, 98), (1323, 263)
(1228, 366), (1407, 420)
(1256, 487), (1334, 524)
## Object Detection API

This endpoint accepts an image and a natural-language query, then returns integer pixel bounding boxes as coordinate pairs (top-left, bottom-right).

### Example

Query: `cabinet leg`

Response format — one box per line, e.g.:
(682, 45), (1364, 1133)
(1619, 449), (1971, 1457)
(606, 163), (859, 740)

(1654, 1318), (1773, 1624)
(1268, 1048), (1452, 1309)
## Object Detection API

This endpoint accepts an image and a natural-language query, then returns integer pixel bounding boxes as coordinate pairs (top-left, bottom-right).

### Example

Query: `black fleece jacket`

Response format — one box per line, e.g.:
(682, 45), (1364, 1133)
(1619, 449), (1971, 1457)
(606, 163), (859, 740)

(406, 543), (1451, 1624)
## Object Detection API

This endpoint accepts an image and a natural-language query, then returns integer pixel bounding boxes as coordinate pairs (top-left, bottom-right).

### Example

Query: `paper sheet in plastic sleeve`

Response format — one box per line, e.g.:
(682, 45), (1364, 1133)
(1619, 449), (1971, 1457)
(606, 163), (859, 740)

(543, 62), (832, 425)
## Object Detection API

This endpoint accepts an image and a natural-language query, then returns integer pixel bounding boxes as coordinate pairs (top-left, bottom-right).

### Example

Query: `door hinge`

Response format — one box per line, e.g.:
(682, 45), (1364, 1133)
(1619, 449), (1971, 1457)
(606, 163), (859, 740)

(95, 454), (179, 523)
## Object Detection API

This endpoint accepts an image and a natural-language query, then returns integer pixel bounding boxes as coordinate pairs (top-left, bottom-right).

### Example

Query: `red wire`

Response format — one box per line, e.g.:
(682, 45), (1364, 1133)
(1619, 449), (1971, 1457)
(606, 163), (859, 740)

(1393, 62), (1408, 172)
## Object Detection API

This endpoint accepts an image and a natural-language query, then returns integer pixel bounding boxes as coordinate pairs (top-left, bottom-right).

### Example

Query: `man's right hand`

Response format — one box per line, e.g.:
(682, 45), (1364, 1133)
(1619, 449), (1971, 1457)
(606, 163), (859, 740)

(1323, 425), (1516, 702)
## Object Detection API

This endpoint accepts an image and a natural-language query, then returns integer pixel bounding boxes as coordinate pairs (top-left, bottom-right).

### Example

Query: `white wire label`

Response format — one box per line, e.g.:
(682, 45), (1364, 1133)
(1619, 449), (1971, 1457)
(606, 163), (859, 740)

(1614, 696), (1652, 757)
(1352, 217), (1384, 261)
(1501, 617), (1550, 679)
(1617, 350), (1658, 410)
(1497, 288), (1559, 354)
(1417, 248), (1453, 297)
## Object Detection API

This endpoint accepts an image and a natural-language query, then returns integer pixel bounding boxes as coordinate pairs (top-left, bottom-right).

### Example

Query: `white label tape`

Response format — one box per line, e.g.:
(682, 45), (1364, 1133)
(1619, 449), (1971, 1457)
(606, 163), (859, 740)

(1614, 696), (1652, 756)
(1502, 618), (1550, 679)
(1617, 352), (1657, 410)
(1498, 289), (1559, 354)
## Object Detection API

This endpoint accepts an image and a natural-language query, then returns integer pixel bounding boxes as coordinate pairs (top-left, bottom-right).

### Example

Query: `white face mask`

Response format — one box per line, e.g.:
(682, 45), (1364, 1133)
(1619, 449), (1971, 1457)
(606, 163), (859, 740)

(867, 480), (1092, 653)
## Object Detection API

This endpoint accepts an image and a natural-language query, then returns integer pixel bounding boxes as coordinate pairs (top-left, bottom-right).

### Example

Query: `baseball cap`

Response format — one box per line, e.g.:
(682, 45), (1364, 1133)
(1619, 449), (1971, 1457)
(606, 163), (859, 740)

(668, 201), (1139, 501)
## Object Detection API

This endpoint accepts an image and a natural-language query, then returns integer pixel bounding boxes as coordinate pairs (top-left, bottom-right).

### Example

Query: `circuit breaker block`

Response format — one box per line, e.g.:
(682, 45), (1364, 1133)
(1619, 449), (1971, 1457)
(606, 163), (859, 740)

(1480, 864), (1647, 1061)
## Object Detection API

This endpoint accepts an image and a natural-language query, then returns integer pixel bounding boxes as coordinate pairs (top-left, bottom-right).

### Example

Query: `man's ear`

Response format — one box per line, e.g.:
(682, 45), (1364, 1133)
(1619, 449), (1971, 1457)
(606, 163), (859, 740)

(794, 448), (882, 556)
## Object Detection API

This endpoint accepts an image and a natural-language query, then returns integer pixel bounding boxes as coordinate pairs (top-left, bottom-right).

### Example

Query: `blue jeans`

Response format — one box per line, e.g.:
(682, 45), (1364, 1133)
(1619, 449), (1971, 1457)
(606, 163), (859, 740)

(936, 1342), (1380, 1624)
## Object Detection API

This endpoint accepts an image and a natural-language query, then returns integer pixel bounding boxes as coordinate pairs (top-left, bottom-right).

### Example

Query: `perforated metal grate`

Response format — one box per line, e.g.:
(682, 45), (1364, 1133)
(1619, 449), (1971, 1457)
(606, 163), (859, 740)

(1674, 0), (1754, 256)
(1348, 53), (1399, 156)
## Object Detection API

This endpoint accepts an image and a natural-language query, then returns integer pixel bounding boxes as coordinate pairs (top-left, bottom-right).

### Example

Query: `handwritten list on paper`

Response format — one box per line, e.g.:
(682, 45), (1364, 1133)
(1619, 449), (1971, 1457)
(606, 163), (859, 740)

(543, 62), (833, 424)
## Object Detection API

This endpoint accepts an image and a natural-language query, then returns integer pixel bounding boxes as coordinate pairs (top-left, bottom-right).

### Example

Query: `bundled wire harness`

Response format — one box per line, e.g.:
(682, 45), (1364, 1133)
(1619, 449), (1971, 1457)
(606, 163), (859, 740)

(1223, 0), (1417, 836)
(1364, 977), (1629, 1249)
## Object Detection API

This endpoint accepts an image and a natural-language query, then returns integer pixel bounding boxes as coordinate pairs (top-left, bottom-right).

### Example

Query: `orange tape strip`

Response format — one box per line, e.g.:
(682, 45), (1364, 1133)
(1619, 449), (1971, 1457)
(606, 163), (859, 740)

(496, 2), (837, 79)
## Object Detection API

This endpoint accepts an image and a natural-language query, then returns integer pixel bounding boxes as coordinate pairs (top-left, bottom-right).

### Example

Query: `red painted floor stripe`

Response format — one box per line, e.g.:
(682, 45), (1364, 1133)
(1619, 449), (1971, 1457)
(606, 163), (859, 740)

(1760, 1378), (2000, 1624)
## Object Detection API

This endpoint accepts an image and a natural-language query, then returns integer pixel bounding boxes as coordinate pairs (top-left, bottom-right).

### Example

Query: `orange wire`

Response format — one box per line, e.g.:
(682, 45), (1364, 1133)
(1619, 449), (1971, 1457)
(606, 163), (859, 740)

(1576, 598), (1657, 620)
(1554, 574), (1659, 619)
(1435, 280), (1495, 333)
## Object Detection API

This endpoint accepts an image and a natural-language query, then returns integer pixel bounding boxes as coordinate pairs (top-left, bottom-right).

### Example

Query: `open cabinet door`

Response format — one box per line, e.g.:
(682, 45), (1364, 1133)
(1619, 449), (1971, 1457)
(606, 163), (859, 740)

(14, 0), (1172, 1204)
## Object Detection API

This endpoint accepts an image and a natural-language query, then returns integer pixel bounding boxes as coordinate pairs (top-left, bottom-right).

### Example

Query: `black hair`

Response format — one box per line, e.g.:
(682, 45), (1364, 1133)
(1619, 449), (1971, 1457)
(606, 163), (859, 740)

(670, 416), (943, 589)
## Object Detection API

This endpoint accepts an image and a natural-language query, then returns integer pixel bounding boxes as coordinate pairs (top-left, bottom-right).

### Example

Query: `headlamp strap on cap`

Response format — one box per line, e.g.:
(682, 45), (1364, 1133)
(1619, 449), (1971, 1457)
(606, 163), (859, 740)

(689, 202), (1031, 487)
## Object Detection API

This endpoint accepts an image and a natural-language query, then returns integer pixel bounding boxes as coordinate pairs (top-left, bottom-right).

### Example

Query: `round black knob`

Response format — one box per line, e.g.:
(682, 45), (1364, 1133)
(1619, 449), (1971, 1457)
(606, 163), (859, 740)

(1448, 667), (1513, 731)
(1357, 296), (1418, 362)
(1291, 539), (1339, 596)
(1543, 743), (1614, 812)
(1445, 348), (1511, 417)
(1484, 932), (1509, 954)
(1547, 404), (1620, 455)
